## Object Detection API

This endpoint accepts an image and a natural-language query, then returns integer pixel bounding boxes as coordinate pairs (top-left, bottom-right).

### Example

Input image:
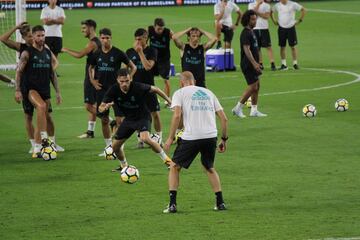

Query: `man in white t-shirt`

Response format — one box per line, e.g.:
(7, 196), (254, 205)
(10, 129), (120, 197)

(40, 0), (65, 58)
(248, 0), (276, 71)
(163, 71), (229, 213)
(271, 0), (305, 70)
(214, 0), (242, 49)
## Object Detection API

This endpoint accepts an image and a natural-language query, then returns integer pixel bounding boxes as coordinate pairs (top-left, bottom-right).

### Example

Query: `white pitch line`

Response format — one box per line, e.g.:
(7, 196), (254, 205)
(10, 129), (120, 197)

(0, 68), (359, 112)
(307, 8), (360, 15)
(308, 237), (360, 240)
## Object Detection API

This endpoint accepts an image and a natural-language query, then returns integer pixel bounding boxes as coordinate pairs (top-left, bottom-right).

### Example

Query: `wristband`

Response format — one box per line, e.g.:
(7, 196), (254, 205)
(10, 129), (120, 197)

(221, 137), (228, 141)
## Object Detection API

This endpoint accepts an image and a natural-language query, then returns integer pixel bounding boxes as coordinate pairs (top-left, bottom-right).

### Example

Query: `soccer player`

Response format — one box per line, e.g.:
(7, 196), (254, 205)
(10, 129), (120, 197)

(126, 28), (163, 147)
(271, 0), (306, 70)
(98, 68), (173, 171)
(62, 19), (102, 139)
(163, 71), (228, 213)
(1, 22), (63, 154)
(248, 0), (276, 71)
(148, 18), (173, 107)
(40, 0), (65, 62)
(15, 25), (62, 158)
(232, 10), (267, 118)
(172, 27), (217, 88)
(214, 0), (242, 49)
(89, 28), (136, 155)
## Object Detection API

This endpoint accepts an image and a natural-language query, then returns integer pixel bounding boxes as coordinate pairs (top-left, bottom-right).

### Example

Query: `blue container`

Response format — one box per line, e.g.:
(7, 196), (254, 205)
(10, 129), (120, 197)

(205, 49), (236, 71)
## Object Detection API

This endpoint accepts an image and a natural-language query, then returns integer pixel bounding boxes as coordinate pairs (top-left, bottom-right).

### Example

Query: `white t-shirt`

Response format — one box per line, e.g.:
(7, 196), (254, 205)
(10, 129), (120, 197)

(214, 1), (240, 27)
(171, 86), (223, 140)
(40, 6), (66, 37)
(248, 2), (271, 30)
(272, 1), (303, 29)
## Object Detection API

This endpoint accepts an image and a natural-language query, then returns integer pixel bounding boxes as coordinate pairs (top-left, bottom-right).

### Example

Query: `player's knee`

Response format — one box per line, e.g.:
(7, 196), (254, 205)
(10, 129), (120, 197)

(140, 134), (151, 144)
(37, 102), (47, 112)
(101, 116), (110, 125)
(24, 113), (32, 122)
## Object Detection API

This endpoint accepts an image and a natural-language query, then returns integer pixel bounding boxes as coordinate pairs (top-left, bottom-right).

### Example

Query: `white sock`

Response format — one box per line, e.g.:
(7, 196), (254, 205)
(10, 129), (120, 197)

(157, 150), (168, 161)
(293, 60), (298, 65)
(251, 105), (258, 112)
(34, 143), (42, 153)
(40, 131), (48, 140)
(281, 59), (287, 65)
(105, 138), (112, 147)
(49, 136), (55, 144)
(88, 121), (96, 131)
(30, 139), (35, 147)
(156, 131), (162, 139)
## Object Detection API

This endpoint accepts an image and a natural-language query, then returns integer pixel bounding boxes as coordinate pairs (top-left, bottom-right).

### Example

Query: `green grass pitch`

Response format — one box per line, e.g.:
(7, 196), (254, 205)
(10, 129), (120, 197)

(1, 1), (360, 239)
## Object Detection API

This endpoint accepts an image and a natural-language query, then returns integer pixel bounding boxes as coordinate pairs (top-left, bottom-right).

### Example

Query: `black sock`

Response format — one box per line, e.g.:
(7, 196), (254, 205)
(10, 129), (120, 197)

(271, 62), (275, 67)
(215, 191), (224, 206)
(169, 190), (177, 206)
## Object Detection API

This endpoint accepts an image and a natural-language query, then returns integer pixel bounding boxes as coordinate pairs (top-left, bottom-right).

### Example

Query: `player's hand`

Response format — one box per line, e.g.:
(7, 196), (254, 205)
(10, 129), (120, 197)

(217, 140), (227, 153)
(16, 22), (28, 29)
(56, 92), (62, 105)
(61, 47), (68, 53)
(134, 43), (142, 53)
(163, 138), (173, 153)
(253, 63), (262, 73)
(104, 102), (114, 110)
(14, 90), (22, 103)
(92, 80), (102, 90)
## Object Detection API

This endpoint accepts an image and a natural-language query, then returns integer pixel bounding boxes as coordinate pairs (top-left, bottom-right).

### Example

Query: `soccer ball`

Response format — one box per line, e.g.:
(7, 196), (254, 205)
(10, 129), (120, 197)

(104, 145), (117, 160)
(41, 145), (57, 161)
(150, 133), (162, 145)
(303, 104), (317, 118)
(120, 165), (140, 184)
(335, 98), (349, 112)
(245, 97), (252, 108)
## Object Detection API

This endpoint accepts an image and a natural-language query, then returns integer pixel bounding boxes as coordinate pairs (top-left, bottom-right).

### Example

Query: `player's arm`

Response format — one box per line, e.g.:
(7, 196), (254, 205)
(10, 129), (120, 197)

(253, 0), (269, 19)
(0, 22), (27, 51)
(216, 109), (228, 153)
(62, 41), (96, 58)
(126, 60), (137, 79)
(137, 48), (155, 71)
(50, 54), (62, 104)
(234, 9), (242, 27)
(49, 49), (59, 69)
(150, 86), (172, 106)
(270, 8), (278, 25)
(164, 105), (182, 152)
(244, 44), (261, 73)
(88, 64), (102, 90)
(99, 102), (114, 113)
(296, 7), (306, 25)
(14, 50), (29, 103)
(214, 2), (226, 22)
(200, 29), (217, 51)
(98, 88), (114, 113)
(172, 28), (191, 50)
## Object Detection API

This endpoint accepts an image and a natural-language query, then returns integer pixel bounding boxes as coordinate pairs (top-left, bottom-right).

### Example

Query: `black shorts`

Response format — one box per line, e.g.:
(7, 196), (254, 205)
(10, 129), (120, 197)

(172, 137), (217, 170)
(221, 25), (234, 43)
(114, 118), (151, 140)
(22, 92), (53, 115)
(153, 60), (170, 80)
(254, 29), (272, 48)
(45, 36), (62, 55)
(278, 26), (298, 47)
(146, 92), (160, 113)
(242, 68), (261, 85)
(96, 89), (123, 118)
(84, 77), (96, 105)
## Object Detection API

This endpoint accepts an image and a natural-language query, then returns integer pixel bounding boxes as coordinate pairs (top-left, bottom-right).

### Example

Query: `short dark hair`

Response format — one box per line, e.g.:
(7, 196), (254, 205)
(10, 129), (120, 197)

(241, 10), (257, 27)
(154, 18), (165, 27)
(20, 25), (31, 36)
(187, 27), (202, 37)
(32, 25), (45, 33)
(81, 19), (97, 29)
(117, 68), (129, 77)
(134, 28), (148, 37)
(99, 28), (112, 36)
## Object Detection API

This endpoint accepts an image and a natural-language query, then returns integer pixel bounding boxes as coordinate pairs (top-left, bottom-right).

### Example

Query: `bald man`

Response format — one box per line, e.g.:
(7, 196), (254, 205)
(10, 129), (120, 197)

(163, 71), (229, 213)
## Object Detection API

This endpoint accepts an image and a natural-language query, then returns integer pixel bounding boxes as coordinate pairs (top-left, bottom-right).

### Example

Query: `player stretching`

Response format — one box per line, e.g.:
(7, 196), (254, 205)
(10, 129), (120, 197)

(15, 25), (62, 158)
(126, 28), (163, 147)
(1, 22), (63, 154)
(173, 27), (217, 88)
(62, 19), (102, 139)
(89, 28), (136, 156)
(98, 69), (173, 171)
(148, 18), (173, 107)
(232, 10), (267, 118)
